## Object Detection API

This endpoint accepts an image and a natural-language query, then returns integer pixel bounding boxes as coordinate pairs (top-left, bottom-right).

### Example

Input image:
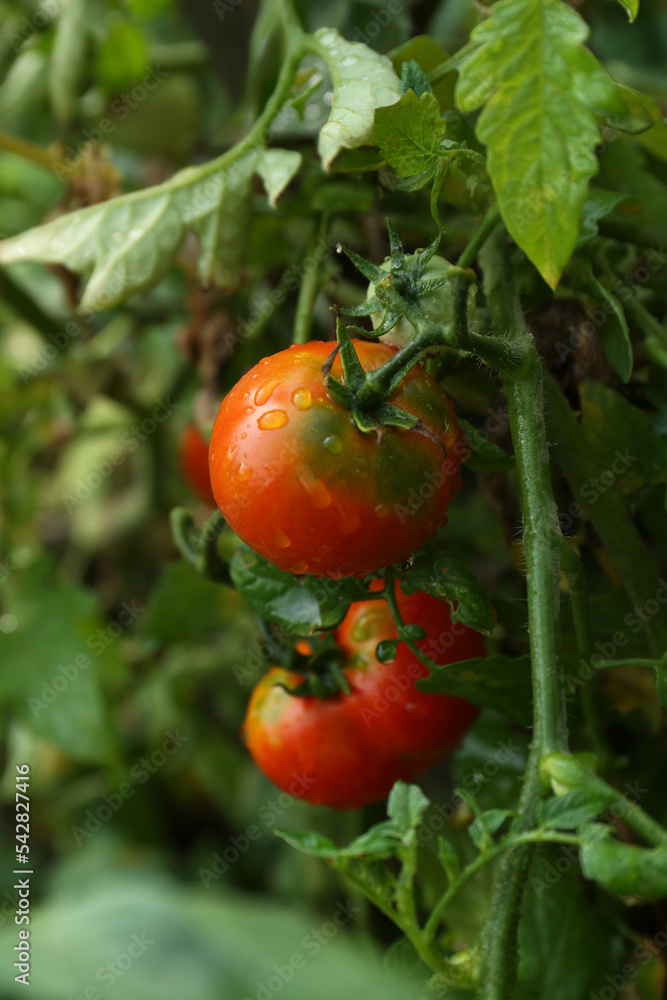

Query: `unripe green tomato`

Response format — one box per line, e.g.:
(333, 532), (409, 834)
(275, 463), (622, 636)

(366, 254), (453, 349)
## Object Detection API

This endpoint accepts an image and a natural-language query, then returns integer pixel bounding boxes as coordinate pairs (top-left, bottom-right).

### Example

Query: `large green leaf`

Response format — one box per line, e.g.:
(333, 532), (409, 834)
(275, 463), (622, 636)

(313, 28), (402, 170)
(0, 147), (300, 311)
(417, 654), (533, 724)
(399, 549), (496, 635)
(517, 849), (623, 999)
(455, 0), (633, 288)
(230, 545), (367, 635)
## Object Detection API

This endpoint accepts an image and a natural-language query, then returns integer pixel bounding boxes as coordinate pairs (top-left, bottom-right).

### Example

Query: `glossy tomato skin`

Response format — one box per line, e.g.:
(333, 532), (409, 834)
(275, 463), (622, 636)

(209, 341), (464, 579)
(242, 587), (484, 809)
(242, 667), (402, 809)
(336, 586), (483, 765)
(179, 422), (216, 505)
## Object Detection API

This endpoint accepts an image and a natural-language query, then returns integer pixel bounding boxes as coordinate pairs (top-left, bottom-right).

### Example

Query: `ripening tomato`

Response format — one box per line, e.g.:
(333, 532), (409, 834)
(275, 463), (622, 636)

(179, 422), (215, 505)
(242, 586), (484, 809)
(209, 341), (464, 579)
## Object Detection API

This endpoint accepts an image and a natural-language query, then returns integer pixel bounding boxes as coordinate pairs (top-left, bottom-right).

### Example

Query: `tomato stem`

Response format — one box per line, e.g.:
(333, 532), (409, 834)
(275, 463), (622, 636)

(474, 226), (569, 1000)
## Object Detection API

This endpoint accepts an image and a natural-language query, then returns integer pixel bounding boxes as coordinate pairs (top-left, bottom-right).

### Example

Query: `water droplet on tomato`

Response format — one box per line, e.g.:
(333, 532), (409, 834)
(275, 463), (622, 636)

(273, 527), (292, 548)
(244, 406), (253, 415)
(324, 434), (342, 454)
(340, 509), (361, 535)
(254, 380), (281, 405)
(237, 463), (252, 481)
(375, 503), (390, 518)
(240, 432), (247, 439)
(291, 559), (308, 574)
(258, 410), (288, 430)
(299, 471), (332, 509)
(292, 388), (312, 410)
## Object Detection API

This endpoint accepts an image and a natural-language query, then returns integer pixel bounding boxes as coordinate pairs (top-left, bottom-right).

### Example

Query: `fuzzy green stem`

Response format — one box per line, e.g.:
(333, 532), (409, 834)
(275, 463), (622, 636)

(474, 228), (568, 1000)
(457, 207), (501, 271)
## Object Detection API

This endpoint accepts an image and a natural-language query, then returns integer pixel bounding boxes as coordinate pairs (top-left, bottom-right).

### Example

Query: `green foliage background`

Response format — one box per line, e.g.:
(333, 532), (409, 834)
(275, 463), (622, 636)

(1, 0), (667, 997)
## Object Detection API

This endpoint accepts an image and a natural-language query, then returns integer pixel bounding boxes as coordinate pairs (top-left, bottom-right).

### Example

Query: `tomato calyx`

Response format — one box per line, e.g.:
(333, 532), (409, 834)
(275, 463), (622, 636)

(323, 316), (449, 451)
(341, 222), (452, 338)
(279, 647), (351, 700)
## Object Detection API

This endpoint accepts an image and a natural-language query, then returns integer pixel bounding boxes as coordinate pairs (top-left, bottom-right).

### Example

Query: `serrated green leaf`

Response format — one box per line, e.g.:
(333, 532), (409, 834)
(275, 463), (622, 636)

(455, 0), (630, 288)
(580, 826), (667, 899)
(387, 782), (430, 840)
(400, 550), (495, 635)
(255, 149), (302, 207)
(539, 788), (612, 829)
(276, 824), (399, 861)
(417, 654), (533, 725)
(0, 142), (300, 311)
(400, 59), (432, 98)
(458, 416), (514, 473)
(230, 545), (367, 635)
(313, 27), (402, 170)
(576, 189), (627, 248)
(569, 258), (633, 381)
(372, 89), (446, 178)
(48, 0), (89, 124)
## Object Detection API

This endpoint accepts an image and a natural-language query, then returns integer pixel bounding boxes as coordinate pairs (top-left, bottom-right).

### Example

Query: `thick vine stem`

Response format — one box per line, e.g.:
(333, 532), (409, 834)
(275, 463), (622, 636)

(474, 227), (568, 999)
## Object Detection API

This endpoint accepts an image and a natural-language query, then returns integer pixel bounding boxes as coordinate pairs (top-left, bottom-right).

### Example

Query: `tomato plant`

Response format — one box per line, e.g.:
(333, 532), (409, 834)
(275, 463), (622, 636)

(243, 586), (482, 808)
(209, 340), (464, 578)
(2, 0), (667, 997)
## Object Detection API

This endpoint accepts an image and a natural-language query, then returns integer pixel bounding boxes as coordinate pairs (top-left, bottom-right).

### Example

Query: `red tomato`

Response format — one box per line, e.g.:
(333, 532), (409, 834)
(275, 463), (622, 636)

(209, 341), (464, 579)
(242, 586), (484, 809)
(179, 422), (215, 505)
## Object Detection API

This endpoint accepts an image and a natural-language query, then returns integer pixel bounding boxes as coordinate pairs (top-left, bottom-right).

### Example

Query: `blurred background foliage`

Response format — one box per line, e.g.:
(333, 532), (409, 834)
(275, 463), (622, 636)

(1, 0), (667, 997)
